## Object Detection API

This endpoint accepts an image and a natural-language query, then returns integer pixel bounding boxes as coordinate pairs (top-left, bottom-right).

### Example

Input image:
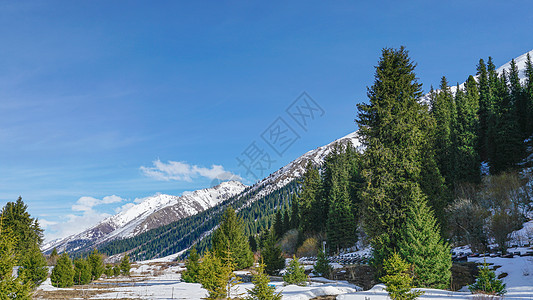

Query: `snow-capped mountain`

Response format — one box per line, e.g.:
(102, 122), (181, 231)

(42, 180), (246, 254)
(233, 131), (361, 209)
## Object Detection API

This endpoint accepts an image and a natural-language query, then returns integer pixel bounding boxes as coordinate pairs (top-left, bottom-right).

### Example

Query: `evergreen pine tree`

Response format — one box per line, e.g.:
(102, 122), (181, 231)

(454, 77), (481, 184)
(104, 264), (113, 278)
(51, 253), (74, 288)
(262, 230), (285, 276)
(88, 249), (104, 281)
(469, 261), (506, 296)
(298, 162), (323, 233)
(120, 254), (131, 276)
(431, 76), (457, 185)
(476, 59), (492, 162)
(246, 260), (282, 300)
(273, 210), (283, 239)
(0, 214), (32, 299)
(283, 256), (307, 286)
(18, 245), (48, 287)
(380, 253), (424, 300)
(356, 47), (447, 271)
(49, 248), (59, 266)
(113, 265), (121, 277)
(73, 257), (91, 285)
(524, 53), (533, 136)
(290, 194), (300, 230)
(313, 249), (331, 278)
(182, 246), (201, 283)
(282, 209), (290, 235)
(199, 250), (228, 300)
(212, 207), (254, 270)
(397, 196), (451, 289)
(1, 197), (44, 256)
(249, 235), (258, 253)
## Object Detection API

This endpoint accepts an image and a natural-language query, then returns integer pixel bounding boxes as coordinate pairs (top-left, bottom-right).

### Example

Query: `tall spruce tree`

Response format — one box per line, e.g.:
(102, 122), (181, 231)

(88, 249), (105, 281)
(1, 197), (44, 255)
(525, 53), (533, 136)
(454, 77), (481, 184)
(431, 76), (457, 185)
(356, 47), (448, 271)
(477, 59), (492, 162)
(182, 246), (201, 283)
(298, 162), (323, 233)
(73, 257), (91, 285)
(212, 207), (254, 270)
(261, 229), (285, 276)
(18, 245), (48, 287)
(290, 194), (300, 230)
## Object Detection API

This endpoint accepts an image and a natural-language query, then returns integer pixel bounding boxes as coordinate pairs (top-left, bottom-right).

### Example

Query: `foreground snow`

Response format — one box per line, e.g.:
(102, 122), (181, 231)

(35, 252), (533, 300)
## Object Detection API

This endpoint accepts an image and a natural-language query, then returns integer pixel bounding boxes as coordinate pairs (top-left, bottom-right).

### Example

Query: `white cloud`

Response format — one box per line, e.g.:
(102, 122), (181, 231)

(72, 195), (125, 211)
(140, 159), (242, 182)
(44, 194), (126, 242)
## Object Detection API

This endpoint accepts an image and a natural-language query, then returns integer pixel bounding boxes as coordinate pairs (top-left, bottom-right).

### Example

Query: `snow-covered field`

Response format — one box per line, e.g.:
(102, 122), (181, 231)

(34, 251), (533, 300)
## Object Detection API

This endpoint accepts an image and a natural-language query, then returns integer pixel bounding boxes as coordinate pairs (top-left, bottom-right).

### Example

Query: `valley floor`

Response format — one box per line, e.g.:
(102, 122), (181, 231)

(34, 254), (533, 300)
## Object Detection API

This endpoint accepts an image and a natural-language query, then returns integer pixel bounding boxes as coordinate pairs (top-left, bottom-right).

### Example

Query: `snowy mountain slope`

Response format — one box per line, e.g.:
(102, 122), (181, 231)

(42, 181), (246, 254)
(420, 49), (533, 105)
(234, 131), (361, 211)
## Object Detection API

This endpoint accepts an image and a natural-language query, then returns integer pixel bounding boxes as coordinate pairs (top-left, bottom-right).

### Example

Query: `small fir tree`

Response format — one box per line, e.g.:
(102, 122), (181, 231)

(283, 256), (307, 286)
(51, 253), (74, 288)
(314, 249), (331, 278)
(113, 265), (121, 277)
(120, 254), (131, 276)
(88, 249), (104, 281)
(469, 261), (506, 296)
(380, 253), (424, 300)
(73, 257), (91, 285)
(104, 264), (113, 278)
(246, 260), (282, 300)
(182, 246), (201, 283)
(199, 250), (228, 300)
(262, 230), (285, 276)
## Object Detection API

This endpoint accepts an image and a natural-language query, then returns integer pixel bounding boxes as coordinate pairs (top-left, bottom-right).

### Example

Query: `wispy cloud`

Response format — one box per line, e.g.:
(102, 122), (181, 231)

(140, 159), (242, 182)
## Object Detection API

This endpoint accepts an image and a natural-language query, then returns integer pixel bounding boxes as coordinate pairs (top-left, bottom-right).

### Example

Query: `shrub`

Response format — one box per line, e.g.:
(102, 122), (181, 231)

(279, 229), (299, 255)
(296, 237), (318, 258)
(120, 254), (131, 276)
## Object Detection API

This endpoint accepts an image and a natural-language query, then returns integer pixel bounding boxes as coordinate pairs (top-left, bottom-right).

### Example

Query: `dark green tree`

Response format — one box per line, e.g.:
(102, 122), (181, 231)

(51, 253), (74, 288)
(182, 246), (201, 283)
(314, 249), (331, 278)
(273, 210), (283, 239)
(73, 257), (91, 285)
(454, 77), (481, 184)
(88, 249), (104, 281)
(298, 162), (323, 233)
(261, 230), (285, 276)
(113, 265), (121, 277)
(212, 207), (254, 270)
(431, 76), (456, 185)
(120, 254), (131, 276)
(1, 197), (44, 255)
(398, 197), (451, 288)
(476, 59), (493, 162)
(18, 245), (48, 287)
(524, 53), (533, 136)
(356, 47), (447, 270)
(104, 264), (113, 278)
(290, 194), (300, 230)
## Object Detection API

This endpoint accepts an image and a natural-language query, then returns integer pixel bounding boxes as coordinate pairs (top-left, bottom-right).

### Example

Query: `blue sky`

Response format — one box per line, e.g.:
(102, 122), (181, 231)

(1, 1), (532, 241)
